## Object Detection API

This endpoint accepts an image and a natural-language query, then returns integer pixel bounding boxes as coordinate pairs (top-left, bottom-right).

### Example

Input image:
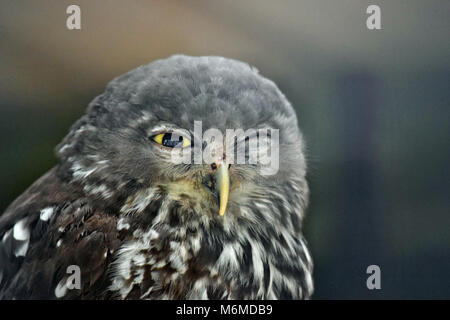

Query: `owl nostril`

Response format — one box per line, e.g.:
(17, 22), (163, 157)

(210, 163), (231, 171)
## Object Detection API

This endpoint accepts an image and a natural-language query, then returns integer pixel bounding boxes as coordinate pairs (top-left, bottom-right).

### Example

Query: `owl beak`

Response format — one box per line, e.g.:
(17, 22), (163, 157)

(215, 161), (230, 216)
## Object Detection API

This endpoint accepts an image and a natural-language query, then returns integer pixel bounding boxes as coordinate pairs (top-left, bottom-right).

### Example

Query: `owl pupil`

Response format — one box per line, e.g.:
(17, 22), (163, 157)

(162, 133), (183, 148)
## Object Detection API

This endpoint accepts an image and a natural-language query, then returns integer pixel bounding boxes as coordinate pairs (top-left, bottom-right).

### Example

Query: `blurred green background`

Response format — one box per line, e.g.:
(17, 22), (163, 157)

(0, 0), (449, 299)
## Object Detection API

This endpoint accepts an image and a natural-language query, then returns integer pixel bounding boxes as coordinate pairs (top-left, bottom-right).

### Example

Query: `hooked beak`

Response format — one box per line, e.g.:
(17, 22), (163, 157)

(215, 161), (230, 216)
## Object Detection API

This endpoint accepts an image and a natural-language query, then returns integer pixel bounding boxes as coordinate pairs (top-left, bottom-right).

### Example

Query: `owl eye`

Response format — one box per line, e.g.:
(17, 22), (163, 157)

(151, 132), (191, 148)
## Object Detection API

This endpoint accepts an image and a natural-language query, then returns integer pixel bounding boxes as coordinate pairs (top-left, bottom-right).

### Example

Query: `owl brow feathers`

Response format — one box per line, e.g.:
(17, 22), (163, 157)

(168, 121), (280, 176)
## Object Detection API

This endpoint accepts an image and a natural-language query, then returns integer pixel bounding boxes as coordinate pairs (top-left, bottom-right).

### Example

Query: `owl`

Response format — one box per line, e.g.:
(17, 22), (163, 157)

(0, 55), (313, 299)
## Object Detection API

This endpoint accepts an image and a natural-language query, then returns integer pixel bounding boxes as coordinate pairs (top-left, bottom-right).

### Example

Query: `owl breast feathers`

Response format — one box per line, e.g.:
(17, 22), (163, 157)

(0, 55), (313, 299)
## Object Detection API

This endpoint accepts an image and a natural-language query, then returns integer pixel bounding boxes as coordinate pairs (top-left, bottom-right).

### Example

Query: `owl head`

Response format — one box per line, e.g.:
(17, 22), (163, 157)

(55, 55), (312, 298)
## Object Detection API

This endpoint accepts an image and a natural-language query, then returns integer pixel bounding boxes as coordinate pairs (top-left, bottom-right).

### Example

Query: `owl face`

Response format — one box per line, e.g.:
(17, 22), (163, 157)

(56, 55), (307, 231)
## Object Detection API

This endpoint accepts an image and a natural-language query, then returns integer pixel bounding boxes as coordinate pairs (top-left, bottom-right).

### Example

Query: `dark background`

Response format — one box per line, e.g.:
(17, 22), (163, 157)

(0, 0), (449, 299)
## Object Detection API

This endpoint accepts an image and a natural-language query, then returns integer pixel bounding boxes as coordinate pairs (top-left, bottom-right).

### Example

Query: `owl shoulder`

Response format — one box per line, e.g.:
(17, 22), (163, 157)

(0, 167), (120, 299)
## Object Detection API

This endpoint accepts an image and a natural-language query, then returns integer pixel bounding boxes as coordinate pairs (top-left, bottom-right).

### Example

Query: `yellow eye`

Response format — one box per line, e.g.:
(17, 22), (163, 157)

(151, 132), (191, 148)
